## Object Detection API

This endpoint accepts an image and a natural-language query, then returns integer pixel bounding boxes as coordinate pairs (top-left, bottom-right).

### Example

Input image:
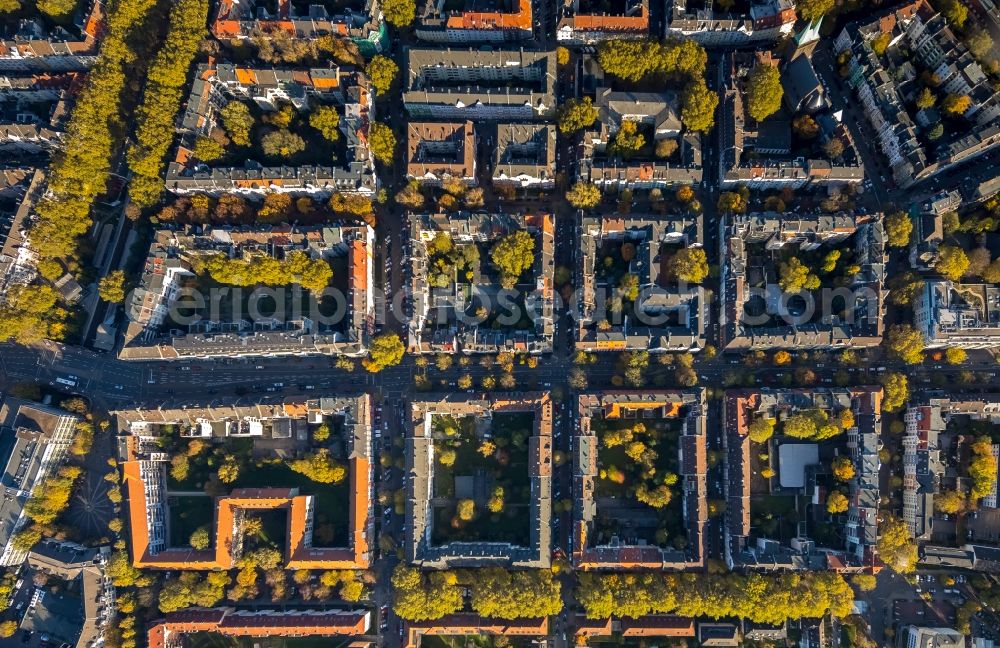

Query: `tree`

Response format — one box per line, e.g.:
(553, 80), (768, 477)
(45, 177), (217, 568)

(936, 244), (970, 280)
(871, 32), (891, 56)
(261, 129), (305, 158)
(937, 0), (967, 28)
(792, 114), (819, 139)
(309, 106), (340, 142)
(681, 79), (718, 132)
(965, 28), (994, 59)
(779, 257), (820, 293)
(190, 527), (211, 550)
(916, 87), (936, 110)
(936, 489), (966, 515)
(0, 620), (16, 638)
(797, 0), (834, 22)
(368, 122), (395, 164)
(717, 190), (747, 213)
(823, 138), (844, 159)
(469, 569), (563, 619)
(656, 138), (679, 159)
(609, 120), (645, 158)
(289, 449), (347, 484)
(945, 347), (967, 365)
(557, 46), (570, 65)
(395, 181), (426, 210)
(392, 566), (462, 622)
(878, 515), (918, 573)
(98, 270), (127, 303)
(37, 0), (81, 20)
(0, 0), (19, 13)
(566, 182), (601, 209)
(881, 372), (909, 413)
(217, 456), (240, 483)
(366, 55), (399, 97)
(487, 486), (505, 513)
(381, 0), (416, 26)
(457, 499), (475, 521)
(746, 65), (784, 122)
(885, 211), (913, 247)
(221, 102), (254, 146)
(927, 123), (945, 140)
(827, 491), (849, 514)
(886, 324), (925, 364)
(193, 136), (225, 161)
(942, 93), (972, 116)
(969, 436), (999, 500)
(967, 247), (992, 278)
(364, 333), (405, 372)
(832, 456), (856, 481)
(491, 230), (535, 288)
(557, 97), (599, 134)
(569, 368), (588, 390)
(748, 417), (776, 443)
(676, 185), (694, 203)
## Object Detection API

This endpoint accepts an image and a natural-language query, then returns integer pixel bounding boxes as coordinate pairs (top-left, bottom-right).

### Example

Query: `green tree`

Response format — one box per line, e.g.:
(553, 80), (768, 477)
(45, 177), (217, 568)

(746, 65), (784, 122)
(365, 55), (399, 97)
(945, 347), (967, 365)
(885, 324), (925, 364)
(557, 97), (599, 134)
(797, 0), (835, 22)
(942, 93), (971, 115)
(870, 32), (891, 55)
(936, 244), (970, 280)
(391, 566), (462, 621)
(368, 122), (395, 164)
(491, 230), (535, 289)
(289, 449), (347, 484)
(916, 87), (936, 110)
(609, 120), (645, 158)
(381, 0), (416, 26)
(681, 79), (718, 132)
(469, 568), (563, 619)
(189, 527), (211, 550)
(965, 28), (994, 59)
(877, 515), (918, 573)
(36, 0), (76, 20)
(779, 257), (820, 293)
(98, 270), (127, 303)
(566, 181), (601, 209)
(885, 211), (913, 247)
(851, 574), (877, 592)
(309, 106), (340, 142)
(261, 129), (305, 158)
(364, 332), (405, 373)
(126, 0), (210, 207)
(881, 372), (909, 413)
(937, 0), (967, 28)
(667, 248), (709, 283)
(221, 102), (254, 146)
(193, 136), (225, 161)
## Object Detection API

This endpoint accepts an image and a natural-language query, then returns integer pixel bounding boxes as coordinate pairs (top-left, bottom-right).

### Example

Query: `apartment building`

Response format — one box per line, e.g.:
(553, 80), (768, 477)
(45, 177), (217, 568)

(415, 0), (533, 43)
(149, 609), (371, 648)
(574, 214), (707, 353)
(402, 48), (556, 121)
(405, 394), (552, 569)
(667, 0), (796, 46)
(211, 0), (388, 56)
(913, 280), (1000, 348)
(572, 391), (708, 570)
(27, 540), (115, 648)
(119, 224), (375, 360)
(405, 615), (549, 648)
(406, 121), (477, 186)
(0, 167), (45, 300)
(0, 0), (104, 72)
(166, 64), (376, 196)
(896, 626), (965, 648)
(719, 53), (863, 189)
(0, 396), (80, 565)
(835, 0), (1000, 188)
(578, 86), (703, 190)
(556, 0), (649, 45)
(407, 212), (555, 355)
(116, 396), (373, 570)
(493, 122), (557, 188)
(722, 388), (882, 572)
(719, 212), (886, 350)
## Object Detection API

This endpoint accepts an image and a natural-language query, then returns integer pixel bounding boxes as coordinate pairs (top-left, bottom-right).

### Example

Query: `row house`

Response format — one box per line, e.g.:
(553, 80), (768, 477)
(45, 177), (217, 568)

(414, 0), (533, 43)
(556, 0), (650, 45)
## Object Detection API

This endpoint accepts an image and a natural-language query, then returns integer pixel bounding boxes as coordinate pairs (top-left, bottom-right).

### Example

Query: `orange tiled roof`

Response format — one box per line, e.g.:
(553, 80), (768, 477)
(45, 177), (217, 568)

(445, 0), (531, 30)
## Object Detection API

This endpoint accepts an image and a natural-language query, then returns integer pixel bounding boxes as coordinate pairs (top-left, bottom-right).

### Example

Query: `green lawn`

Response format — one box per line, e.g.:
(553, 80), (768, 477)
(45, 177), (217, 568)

(168, 495), (214, 547)
(430, 412), (534, 545)
(751, 494), (803, 542)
